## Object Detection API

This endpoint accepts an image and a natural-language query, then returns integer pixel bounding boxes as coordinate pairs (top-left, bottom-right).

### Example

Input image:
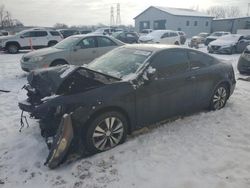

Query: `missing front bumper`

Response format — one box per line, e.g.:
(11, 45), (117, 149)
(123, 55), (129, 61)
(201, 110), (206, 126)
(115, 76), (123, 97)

(45, 113), (74, 169)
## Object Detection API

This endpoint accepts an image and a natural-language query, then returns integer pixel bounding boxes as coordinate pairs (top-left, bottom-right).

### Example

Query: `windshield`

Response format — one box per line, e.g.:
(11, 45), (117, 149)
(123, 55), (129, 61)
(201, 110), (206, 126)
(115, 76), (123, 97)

(210, 32), (223, 37)
(87, 47), (152, 79)
(54, 36), (80, 49)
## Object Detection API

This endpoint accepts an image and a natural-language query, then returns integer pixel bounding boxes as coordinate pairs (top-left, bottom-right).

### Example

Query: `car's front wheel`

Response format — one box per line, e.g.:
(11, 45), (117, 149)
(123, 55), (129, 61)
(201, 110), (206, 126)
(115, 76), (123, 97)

(210, 84), (229, 110)
(85, 111), (128, 153)
(6, 44), (19, 54)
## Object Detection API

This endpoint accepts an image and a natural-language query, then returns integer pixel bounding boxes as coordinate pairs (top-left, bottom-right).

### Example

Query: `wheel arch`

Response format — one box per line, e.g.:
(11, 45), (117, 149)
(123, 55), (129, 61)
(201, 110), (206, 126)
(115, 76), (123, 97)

(50, 59), (68, 66)
(213, 80), (231, 99)
(84, 106), (132, 134)
(48, 40), (58, 46)
(5, 41), (20, 48)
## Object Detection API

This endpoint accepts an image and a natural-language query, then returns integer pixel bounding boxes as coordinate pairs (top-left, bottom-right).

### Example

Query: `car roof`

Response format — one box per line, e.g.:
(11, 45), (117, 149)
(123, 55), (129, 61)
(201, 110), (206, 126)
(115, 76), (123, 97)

(122, 44), (186, 52)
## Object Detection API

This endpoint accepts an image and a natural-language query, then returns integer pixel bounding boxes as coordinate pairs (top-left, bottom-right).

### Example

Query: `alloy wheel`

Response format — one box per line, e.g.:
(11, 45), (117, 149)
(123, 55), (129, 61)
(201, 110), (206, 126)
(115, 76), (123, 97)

(212, 87), (227, 110)
(92, 117), (124, 151)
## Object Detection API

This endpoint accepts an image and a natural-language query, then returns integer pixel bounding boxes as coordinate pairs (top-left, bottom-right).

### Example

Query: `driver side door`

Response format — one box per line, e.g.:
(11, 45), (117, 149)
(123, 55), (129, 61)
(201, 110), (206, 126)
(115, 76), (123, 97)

(70, 36), (98, 65)
(135, 49), (196, 127)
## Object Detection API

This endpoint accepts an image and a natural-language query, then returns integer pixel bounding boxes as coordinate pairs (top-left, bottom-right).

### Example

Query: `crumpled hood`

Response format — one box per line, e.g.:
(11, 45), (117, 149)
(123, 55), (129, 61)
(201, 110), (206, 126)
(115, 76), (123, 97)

(209, 39), (236, 46)
(27, 65), (117, 99)
(23, 47), (65, 58)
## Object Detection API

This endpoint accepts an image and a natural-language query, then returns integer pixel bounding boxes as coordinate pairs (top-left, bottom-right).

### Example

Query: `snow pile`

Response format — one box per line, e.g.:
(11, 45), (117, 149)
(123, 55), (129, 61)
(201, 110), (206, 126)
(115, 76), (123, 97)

(1, 49), (250, 188)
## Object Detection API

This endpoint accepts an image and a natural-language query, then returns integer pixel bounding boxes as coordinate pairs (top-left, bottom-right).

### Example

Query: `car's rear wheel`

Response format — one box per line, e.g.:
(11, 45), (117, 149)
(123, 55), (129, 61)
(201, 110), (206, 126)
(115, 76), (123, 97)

(210, 84), (229, 110)
(6, 44), (19, 54)
(85, 111), (128, 153)
(48, 41), (58, 47)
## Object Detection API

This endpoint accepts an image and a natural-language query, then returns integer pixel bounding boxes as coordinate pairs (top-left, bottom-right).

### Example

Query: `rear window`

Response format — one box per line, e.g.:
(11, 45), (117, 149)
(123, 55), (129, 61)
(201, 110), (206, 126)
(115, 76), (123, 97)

(50, 31), (60, 36)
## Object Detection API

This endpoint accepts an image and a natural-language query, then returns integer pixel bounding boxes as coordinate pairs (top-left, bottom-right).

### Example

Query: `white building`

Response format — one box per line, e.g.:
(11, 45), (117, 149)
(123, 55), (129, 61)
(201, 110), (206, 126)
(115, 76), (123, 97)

(134, 6), (213, 37)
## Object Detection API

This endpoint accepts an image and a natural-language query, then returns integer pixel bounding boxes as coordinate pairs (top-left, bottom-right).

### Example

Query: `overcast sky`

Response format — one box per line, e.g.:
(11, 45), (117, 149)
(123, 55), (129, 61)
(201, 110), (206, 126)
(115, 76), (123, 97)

(1, 0), (249, 27)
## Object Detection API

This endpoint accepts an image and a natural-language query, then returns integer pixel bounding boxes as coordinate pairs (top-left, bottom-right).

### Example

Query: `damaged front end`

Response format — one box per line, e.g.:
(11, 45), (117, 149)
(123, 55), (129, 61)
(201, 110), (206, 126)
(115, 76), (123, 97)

(18, 65), (118, 168)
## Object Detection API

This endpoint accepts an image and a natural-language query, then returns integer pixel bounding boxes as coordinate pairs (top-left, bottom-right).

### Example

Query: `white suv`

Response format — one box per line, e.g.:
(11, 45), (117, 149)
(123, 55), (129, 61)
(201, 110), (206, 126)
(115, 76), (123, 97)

(139, 30), (180, 45)
(0, 28), (63, 54)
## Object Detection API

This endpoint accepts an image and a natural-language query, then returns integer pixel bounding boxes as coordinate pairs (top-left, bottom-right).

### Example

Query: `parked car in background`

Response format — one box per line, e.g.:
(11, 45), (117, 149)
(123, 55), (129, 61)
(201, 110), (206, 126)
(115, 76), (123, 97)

(140, 29), (153, 36)
(139, 30), (180, 45)
(236, 35), (250, 53)
(205, 31), (231, 45)
(18, 44), (236, 168)
(57, 29), (80, 38)
(112, 31), (139, 44)
(0, 28), (62, 54)
(20, 34), (124, 72)
(177, 31), (186, 44)
(207, 34), (243, 54)
(189, 32), (210, 48)
(79, 30), (92, 34)
(0, 30), (8, 36)
(238, 45), (250, 74)
(93, 28), (123, 35)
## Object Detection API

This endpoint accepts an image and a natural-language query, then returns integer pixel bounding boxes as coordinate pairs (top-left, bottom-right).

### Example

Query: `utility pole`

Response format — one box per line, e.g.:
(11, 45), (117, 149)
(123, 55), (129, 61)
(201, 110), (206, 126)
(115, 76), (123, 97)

(116, 3), (121, 26)
(110, 6), (115, 26)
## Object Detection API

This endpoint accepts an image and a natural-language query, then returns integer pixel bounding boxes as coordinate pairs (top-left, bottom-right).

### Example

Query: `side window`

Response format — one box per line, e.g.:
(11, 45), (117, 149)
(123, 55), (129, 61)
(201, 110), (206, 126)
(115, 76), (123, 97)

(50, 31), (60, 36)
(161, 32), (169, 38)
(188, 51), (215, 69)
(152, 50), (189, 77)
(170, 32), (178, 37)
(22, 32), (31, 38)
(30, 31), (48, 37)
(97, 37), (117, 47)
(78, 37), (96, 49)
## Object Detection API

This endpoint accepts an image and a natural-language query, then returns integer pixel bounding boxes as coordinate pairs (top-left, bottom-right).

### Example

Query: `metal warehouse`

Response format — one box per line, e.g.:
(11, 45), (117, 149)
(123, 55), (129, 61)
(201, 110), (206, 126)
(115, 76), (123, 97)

(211, 17), (250, 34)
(134, 6), (213, 37)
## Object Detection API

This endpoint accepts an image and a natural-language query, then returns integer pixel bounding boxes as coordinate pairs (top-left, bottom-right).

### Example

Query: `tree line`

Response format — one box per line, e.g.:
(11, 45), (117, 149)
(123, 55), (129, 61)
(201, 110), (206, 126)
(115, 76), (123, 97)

(0, 5), (23, 29)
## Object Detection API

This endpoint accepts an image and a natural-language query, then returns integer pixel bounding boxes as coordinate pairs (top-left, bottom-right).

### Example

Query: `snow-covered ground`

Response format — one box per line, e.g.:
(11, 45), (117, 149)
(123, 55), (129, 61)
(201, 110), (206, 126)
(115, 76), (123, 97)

(0, 48), (250, 188)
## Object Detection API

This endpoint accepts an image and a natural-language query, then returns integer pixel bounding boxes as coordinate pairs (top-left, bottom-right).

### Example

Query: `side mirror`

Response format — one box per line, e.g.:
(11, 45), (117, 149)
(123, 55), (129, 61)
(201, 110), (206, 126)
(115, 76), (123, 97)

(20, 35), (24, 38)
(142, 66), (157, 84)
(73, 45), (81, 51)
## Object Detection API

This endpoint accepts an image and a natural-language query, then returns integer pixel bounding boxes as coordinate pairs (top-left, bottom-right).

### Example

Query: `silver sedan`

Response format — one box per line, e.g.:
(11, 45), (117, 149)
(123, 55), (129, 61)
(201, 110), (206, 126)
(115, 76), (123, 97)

(20, 34), (124, 72)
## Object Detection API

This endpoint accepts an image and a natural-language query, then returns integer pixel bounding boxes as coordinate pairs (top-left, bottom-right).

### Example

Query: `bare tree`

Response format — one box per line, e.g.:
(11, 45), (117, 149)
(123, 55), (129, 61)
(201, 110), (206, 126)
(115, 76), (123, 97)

(207, 6), (241, 18)
(53, 23), (68, 29)
(226, 6), (240, 18)
(207, 6), (226, 18)
(0, 5), (5, 29)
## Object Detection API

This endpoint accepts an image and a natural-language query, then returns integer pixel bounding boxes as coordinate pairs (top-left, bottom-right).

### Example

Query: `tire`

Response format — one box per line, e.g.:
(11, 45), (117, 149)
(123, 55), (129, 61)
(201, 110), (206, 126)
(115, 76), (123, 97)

(50, 60), (67, 67)
(84, 111), (128, 154)
(210, 84), (229, 110)
(6, 44), (19, 54)
(48, 41), (57, 47)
